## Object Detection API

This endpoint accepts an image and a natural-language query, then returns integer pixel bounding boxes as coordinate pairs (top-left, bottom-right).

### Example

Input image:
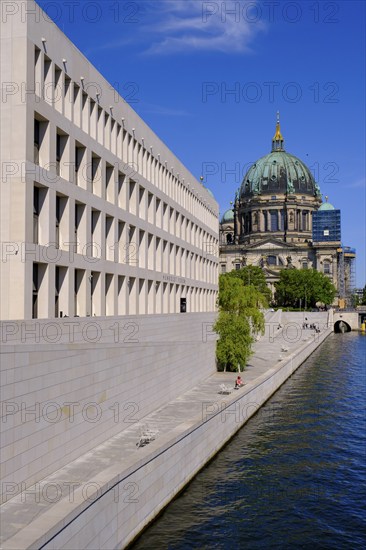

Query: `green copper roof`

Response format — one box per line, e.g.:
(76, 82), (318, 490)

(240, 150), (321, 198)
(222, 209), (234, 223)
(318, 201), (335, 211)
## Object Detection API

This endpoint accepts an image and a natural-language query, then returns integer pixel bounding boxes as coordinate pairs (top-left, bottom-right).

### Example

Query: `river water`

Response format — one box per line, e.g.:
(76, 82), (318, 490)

(131, 333), (366, 549)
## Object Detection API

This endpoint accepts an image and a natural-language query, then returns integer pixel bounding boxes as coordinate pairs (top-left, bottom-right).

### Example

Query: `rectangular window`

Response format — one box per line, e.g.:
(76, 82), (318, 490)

(106, 163), (114, 203)
(56, 133), (61, 174)
(33, 263), (39, 318)
(270, 210), (278, 231)
(55, 266), (60, 317)
(56, 129), (69, 179)
(302, 211), (308, 231)
(118, 172), (126, 209)
(33, 187), (39, 244)
(43, 55), (52, 103)
(54, 66), (62, 112)
(280, 210), (285, 231)
(75, 143), (86, 187)
(34, 119), (40, 164)
(74, 202), (85, 254)
(56, 195), (61, 248)
(34, 115), (49, 166)
(73, 84), (80, 124)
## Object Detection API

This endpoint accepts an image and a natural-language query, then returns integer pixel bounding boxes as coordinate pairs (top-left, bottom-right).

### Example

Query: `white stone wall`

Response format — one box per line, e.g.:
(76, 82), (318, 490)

(0, 312), (217, 498)
(0, 0), (219, 320)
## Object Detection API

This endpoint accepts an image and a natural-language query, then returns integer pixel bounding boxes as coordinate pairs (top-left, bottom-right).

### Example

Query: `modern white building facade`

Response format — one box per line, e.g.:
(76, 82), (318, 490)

(0, 0), (219, 320)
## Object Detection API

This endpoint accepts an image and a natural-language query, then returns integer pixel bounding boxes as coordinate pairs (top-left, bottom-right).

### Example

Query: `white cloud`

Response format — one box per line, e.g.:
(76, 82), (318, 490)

(139, 102), (191, 116)
(141, 0), (266, 55)
(346, 178), (365, 189)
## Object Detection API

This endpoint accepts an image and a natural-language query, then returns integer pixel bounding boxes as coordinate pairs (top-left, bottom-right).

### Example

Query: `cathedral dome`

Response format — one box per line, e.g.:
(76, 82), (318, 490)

(221, 209), (234, 223)
(240, 116), (321, 199)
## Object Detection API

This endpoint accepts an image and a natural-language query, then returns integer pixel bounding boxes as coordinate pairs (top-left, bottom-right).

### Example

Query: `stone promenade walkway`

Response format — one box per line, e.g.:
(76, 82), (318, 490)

(0, 311), (329, 549)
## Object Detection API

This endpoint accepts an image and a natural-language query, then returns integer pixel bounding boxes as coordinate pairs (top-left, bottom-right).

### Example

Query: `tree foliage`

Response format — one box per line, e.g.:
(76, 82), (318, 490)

(274, 268), (337, 308)
(226, 265), (271, 303)
(361, 285), (366, 306)
(214, 274), (267, 372)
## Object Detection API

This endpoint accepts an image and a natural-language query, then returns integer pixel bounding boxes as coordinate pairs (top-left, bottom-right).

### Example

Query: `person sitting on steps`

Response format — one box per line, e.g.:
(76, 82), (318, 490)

(235, 375), (244, 389)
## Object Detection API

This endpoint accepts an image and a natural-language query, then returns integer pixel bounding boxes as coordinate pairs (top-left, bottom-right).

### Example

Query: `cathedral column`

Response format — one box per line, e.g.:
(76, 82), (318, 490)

(234, 200), (240, 240)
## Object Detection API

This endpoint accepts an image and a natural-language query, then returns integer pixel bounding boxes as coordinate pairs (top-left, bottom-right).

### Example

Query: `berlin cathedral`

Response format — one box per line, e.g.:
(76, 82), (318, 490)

(219, 115), (355, 302)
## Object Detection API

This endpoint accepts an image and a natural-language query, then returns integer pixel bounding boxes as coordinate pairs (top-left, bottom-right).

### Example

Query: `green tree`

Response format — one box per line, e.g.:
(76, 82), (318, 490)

(352, 293), (360, 308)
(227, 265), (271, 303)
(361, 285), (366, 306)
(214, 274), (266, 372)
(275, 268), (336, 308)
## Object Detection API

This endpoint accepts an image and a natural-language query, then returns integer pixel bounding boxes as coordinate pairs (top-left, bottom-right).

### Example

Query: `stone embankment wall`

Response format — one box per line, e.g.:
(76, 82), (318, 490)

(0, 313), (217, 499)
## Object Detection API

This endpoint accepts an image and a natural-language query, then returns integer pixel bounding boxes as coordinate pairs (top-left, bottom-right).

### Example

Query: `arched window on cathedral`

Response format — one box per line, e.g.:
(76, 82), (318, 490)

(226, 233), (233, 244)
(267, 255), (277, 265)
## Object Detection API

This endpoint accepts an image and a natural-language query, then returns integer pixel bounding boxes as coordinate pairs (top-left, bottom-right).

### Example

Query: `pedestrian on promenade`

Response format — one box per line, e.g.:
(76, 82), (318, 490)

(235, 376), (244, 389)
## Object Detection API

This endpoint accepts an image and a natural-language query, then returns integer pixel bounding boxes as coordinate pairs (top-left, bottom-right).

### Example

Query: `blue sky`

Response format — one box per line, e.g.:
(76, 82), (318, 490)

(36, 0), (365, 286)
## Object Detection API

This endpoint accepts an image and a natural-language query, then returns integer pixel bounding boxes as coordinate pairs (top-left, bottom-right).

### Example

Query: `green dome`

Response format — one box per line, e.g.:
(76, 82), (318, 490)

(222, 209), (234, 223)
(240, 150), (320, 198)
(240, 115), (321, 199)
(318, 201), (335, 211)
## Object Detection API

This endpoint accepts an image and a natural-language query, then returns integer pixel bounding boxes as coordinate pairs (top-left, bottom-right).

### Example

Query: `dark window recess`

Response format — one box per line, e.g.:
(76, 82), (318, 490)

(34, 120), (40, 163)
(56, 134), (61, 175)
(33, 188), (39, 244)
(34, 120), (40, 146)
(55, 266), (60, 317)
(33, 263), (39, 318)
(56, 134), (61, 161)
(270, 211), (278, 231)
(56, 196), (61, 248)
